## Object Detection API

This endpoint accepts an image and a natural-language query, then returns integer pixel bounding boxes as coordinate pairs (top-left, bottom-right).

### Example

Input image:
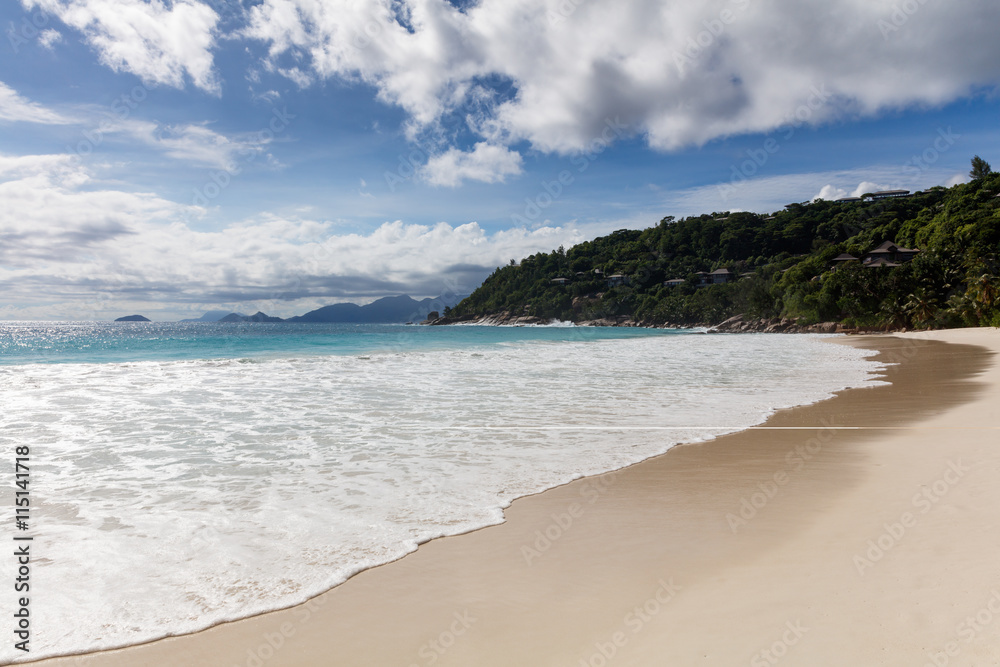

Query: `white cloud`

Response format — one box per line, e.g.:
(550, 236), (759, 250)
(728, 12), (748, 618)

(25, 1), (1000, 185)
(120, 120), (271, 170)
(814, 184), (848, 201)
(238, 0), (1000, 176)
(945, 173), (970, 187)
(0, 153), (582, 319)
(24, 0), (220, 93)
(422, 142), (523, 187)
(39, 28), (63, 48)
(0, 81), (74, 124)
(851, 181), (890, 197)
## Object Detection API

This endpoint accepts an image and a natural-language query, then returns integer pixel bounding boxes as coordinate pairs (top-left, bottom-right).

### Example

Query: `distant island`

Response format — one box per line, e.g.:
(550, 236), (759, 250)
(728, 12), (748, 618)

(114, 315), (151, 322)
(286, 294), (462, 323)
(177, 311), (245, 323)
(217, 312), (284, 323)
(175, 294), (467, 325)
(436, 164), (999, 332)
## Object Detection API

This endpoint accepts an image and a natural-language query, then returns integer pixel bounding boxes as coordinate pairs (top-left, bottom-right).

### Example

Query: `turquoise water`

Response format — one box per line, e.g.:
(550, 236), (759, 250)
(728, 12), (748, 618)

(0, 321), (689, 365)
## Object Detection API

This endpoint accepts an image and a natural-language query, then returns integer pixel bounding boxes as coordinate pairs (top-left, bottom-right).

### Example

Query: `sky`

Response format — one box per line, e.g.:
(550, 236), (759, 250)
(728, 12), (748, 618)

(1, 0), (999, 321)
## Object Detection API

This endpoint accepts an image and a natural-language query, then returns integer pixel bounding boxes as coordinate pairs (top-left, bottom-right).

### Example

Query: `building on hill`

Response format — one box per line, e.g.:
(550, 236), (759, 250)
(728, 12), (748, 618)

(709, 268), (734, 284)
(864, 257), (901, 269)
(663, 278), (686, 288)
(867, 190), (911, 200)
(830, 253), (858, 270)
(551, 278), (570, 285)
(606, 274), (628, 287)
(863, 240), (920, 264)
(835, 197), (862, 203)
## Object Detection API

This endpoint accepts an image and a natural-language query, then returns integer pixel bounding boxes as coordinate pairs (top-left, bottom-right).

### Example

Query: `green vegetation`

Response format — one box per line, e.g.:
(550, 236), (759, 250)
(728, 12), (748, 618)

(452, 169), (1000, 330)
(971, 155), (992, 181)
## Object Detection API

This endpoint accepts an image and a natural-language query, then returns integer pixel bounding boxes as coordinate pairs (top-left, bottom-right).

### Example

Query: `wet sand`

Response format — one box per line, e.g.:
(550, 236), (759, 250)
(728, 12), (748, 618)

(29, 329), (1000, 667)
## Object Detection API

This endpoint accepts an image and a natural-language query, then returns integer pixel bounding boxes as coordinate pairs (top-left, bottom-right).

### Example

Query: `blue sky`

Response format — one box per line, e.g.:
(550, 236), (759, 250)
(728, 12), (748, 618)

(1, 0), (999, 320)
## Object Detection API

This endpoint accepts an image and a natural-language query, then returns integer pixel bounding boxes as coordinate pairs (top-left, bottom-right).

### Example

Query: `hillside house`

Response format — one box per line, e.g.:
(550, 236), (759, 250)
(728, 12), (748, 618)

(709, 268), (734, 284)
(606, 274), (629, 287)
(863, 241), (920, 264)
(868, 190), (911, 200)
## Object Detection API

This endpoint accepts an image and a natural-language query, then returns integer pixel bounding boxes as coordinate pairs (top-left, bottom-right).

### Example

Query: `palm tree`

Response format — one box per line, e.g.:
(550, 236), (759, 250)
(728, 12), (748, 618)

(967, 273), (999, 320)
(945, 293), (976, 327)
(878, 295), (908, 330)
(904, 289), (939, 329)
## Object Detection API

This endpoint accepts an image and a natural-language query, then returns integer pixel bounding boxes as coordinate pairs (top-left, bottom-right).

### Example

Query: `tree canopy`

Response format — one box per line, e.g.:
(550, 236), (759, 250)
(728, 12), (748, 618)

(971, 155), (992, 180)
(450, 172), (1000, 330)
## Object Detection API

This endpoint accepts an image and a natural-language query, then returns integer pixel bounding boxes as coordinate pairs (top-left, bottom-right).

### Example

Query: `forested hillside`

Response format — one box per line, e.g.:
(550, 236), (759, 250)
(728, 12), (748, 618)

(447, 169), (1000, 330)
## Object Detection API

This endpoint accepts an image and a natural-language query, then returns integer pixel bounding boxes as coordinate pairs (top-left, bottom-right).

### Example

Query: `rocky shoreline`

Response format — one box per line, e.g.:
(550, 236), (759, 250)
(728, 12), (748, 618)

(423, 312), (894, 334)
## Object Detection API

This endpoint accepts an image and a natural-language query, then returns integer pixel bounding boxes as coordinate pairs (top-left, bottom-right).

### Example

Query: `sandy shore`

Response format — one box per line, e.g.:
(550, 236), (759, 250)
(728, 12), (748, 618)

(29, 329), (1000, 667)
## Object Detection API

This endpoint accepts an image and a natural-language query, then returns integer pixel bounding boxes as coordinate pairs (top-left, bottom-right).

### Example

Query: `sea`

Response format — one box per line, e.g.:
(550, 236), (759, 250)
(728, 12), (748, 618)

(0, 321), (887, 662)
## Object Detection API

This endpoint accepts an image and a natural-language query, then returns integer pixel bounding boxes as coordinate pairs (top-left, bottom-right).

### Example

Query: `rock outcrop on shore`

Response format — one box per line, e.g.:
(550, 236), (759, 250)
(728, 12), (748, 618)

(705, 314), (896, 334)
(425, 311), (895, 334)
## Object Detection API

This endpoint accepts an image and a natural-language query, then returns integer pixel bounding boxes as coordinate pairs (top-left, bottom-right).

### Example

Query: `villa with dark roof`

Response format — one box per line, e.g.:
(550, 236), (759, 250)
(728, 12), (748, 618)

(863, 240), (920, 264)
(829, 241), (920, 271)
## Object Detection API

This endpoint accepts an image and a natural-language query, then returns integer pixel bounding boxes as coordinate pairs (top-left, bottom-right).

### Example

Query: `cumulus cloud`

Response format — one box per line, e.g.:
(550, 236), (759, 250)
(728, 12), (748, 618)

(24, 0), (220, 92)
(236, 0), (1000, 177)
(27, 1), (1000, 183)
(0, 81), (74, 124)
(814, 180), (903, 201)
(422, 142), (523, 186)
(814, 184), (848, 201)
(945, 173), (970, 187)
(0, 154), (583, 319)
(38, 28), (63, 49)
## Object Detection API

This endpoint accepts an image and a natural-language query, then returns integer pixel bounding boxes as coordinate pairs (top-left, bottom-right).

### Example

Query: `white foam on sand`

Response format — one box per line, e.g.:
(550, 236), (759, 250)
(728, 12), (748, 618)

(0, 334), (885, 662)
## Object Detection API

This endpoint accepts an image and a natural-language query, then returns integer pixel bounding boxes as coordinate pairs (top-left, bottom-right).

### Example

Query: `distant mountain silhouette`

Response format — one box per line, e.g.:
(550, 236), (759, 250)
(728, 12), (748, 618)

(287, 294), (467, 323)
(178, 310), (245, 323)
(114, 315), (151, 322)
(218, 311), (284, 323)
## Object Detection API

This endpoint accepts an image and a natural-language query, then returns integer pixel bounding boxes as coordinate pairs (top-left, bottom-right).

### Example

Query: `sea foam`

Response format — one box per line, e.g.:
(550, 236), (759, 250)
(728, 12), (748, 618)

(0, 330), (884, 662)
